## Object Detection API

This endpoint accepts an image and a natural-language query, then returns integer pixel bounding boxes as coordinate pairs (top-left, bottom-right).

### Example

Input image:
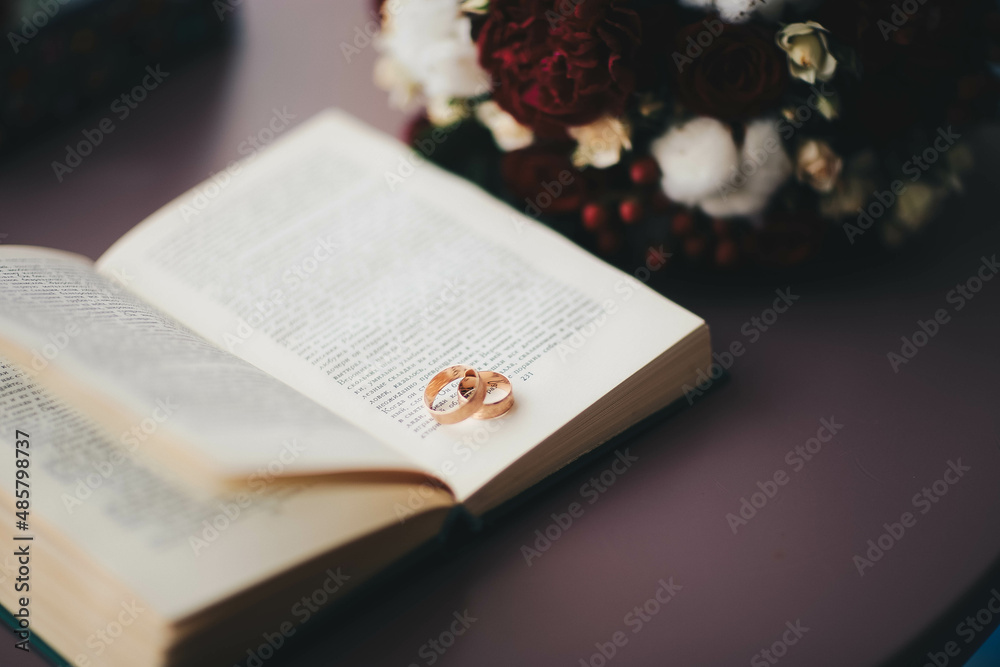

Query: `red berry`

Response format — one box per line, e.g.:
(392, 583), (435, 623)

(715, 240), (738, 267)
(671, 211), (694, 237)
(581, 203), (609, 231)
(619, 198), (644, 225)
(629, 157), (660, 185)
(646, 246), (670, 269)
(684, 235), (706, 258)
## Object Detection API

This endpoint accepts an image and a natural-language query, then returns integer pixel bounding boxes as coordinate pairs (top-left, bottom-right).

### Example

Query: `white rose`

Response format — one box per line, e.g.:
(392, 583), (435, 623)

(795, 139), (843, 193)
(569, 116), (632, 169)
(476, 101), (534, 152)
(776, 22), (838, 84)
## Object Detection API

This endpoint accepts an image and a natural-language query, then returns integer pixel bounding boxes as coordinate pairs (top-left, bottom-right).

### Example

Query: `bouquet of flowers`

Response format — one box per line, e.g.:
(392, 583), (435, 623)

(372, 0), (1000, 272)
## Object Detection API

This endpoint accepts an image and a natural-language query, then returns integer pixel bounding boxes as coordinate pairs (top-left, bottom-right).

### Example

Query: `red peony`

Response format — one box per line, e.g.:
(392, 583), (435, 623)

(478, 0), (642, 136)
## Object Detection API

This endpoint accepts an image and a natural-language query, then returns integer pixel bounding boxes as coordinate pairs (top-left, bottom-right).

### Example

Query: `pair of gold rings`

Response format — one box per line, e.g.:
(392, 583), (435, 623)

(423, 365), (514, 424)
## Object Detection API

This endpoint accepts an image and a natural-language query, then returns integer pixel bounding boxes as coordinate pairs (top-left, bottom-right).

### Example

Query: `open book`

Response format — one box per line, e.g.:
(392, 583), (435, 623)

(0, 111), (710, 667)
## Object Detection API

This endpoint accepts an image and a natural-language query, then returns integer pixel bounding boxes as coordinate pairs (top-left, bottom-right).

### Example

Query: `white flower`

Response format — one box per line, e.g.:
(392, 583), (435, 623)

(701, 120), (793, 217)
(777, 22), (838, 84)
(427, 96), (472, 127)
(375, 0), (488, 109)
(476, 101), (534, 151)
(945, 142), (975, 192)
(373, 56), (420, 109)
(651, 117), (792, 218)
(819, 150), (878, 220)
(883, 182), (947, 245)
(679, 0), (819, 24)
(895, 183), (946, 232)
(652, 117), (739, 206)
(568, 116), (632, 169)
(795, 139), (842, 193)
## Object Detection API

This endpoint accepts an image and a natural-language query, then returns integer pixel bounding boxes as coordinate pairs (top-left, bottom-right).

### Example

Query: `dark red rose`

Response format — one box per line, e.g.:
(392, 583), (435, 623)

(500, 144), (587, 214)
(673, 22), (788, 121)
(478, 0), (641, 136)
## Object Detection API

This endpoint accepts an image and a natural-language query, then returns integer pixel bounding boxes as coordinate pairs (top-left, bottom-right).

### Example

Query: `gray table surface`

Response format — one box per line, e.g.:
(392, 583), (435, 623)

(2, 2), (1000, 666)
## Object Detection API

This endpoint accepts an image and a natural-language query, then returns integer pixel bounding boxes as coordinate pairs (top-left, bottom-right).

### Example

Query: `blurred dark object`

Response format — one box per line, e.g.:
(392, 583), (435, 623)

(0, 0), (234, 157)
(414, 116), (886, 284)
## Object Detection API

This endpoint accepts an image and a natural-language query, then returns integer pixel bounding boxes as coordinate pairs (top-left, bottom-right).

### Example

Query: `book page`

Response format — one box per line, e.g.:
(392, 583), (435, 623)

(0, 247), (415, 481)
(0, 354), (452, 623)
(97, 110), (705, 501)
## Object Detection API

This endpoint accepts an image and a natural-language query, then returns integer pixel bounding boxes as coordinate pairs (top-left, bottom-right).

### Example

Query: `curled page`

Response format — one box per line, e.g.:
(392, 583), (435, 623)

(0, 247), (421, 483)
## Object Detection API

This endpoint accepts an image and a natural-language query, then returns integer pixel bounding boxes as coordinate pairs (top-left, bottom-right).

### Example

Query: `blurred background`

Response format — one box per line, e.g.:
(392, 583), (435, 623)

(0, 0), (402, 259)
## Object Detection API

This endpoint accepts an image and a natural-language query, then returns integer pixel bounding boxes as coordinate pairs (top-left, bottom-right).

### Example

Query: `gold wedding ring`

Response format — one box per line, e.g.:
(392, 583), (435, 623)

(424, 365), (487, 424)
(458, 371), (514, 420)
